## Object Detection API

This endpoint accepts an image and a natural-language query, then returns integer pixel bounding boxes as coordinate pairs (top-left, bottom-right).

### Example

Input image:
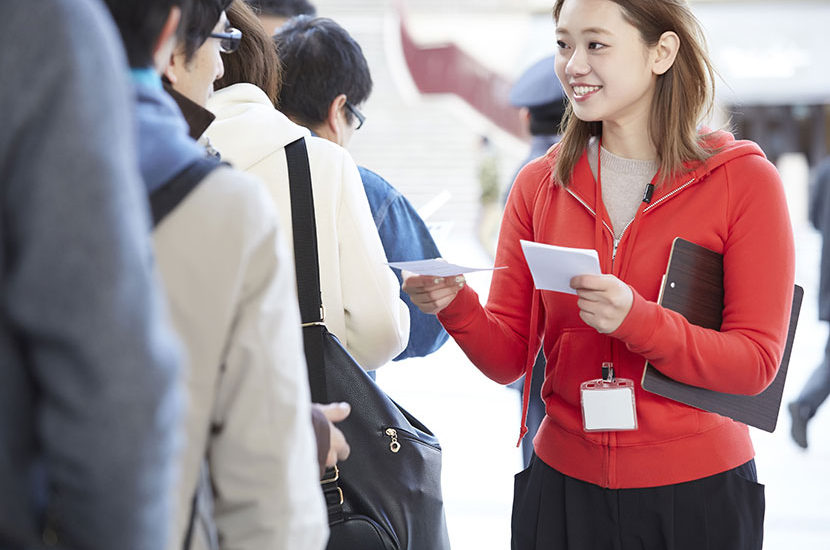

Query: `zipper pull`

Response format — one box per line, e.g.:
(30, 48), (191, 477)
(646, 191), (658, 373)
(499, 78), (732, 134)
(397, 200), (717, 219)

(385, 428), (401, 453)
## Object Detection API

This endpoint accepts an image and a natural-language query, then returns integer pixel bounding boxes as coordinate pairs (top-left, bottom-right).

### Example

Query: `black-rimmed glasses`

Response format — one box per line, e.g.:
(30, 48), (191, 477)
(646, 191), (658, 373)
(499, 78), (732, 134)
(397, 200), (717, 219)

(210, 27), (242, 54)
(345, 102), (366, 130)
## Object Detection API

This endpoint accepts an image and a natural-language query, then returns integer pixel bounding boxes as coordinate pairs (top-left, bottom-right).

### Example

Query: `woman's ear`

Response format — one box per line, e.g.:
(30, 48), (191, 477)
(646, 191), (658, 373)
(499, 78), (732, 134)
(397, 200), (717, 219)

(652, 31), (680, 75)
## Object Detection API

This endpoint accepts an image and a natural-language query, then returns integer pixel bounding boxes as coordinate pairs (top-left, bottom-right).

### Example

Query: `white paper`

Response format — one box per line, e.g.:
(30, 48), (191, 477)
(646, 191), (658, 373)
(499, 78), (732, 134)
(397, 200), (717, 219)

(387, 259), (506, 277)
(520, 240), (601, 294)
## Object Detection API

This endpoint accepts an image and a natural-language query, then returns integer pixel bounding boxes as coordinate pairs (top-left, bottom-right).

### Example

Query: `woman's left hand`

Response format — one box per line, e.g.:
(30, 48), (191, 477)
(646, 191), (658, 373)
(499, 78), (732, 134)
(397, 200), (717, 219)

(570, 274), (633, 334)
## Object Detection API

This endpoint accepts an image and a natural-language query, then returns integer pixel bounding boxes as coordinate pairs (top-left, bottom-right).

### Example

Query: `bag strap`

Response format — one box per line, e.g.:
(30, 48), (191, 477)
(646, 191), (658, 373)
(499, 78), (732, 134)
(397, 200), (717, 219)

(286, 140), (344, 527)
(285, 137), (328, 403)
(150, 157), (223, 227)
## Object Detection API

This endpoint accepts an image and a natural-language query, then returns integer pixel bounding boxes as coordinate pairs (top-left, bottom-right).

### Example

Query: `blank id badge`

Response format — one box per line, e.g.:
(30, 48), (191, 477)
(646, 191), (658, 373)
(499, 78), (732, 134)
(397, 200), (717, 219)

(580, 377), (638, 432)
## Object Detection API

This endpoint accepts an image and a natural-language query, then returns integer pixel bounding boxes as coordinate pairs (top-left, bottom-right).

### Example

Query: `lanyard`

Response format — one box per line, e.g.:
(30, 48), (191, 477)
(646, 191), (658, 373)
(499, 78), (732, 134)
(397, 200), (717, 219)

(592, 139), (659, 379)
(593, 139), (614, 375)
(594, 139), (608, 272)
(595, 138), (660, 274)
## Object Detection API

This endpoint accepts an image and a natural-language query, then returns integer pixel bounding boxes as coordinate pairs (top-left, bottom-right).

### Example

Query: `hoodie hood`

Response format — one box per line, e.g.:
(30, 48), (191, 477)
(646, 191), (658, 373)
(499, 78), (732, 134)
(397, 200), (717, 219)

(684, 129), (766, 183)
(205, 83), (309, 170)
(556, 129), (769, 208)
(646, 130), (768, 206)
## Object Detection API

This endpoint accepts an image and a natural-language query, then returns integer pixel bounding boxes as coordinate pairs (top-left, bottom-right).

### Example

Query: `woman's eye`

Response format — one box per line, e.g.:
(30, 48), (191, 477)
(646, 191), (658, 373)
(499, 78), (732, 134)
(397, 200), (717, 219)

(556, 40), (569, 49)
(588, 42), (606, 50)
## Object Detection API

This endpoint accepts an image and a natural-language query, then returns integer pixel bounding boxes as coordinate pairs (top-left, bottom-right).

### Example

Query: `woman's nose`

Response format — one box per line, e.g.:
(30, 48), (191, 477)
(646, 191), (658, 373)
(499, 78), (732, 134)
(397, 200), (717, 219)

(566, 48), (590, 78)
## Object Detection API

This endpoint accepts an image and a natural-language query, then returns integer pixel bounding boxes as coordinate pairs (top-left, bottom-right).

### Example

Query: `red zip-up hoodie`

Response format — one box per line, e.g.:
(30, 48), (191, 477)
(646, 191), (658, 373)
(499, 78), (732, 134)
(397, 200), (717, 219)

(438, 131), (795, 489)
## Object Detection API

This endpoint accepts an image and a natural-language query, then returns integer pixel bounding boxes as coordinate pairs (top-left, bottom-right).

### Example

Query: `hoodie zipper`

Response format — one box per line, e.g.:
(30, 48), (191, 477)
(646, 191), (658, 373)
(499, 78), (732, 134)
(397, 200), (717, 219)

(564, 174), (700, 488)
(566, 187), (626, 270)
(568, 177), (697, 269)
(565, 188), (614, 242)
(611, 218), (635, 268)
(643, 177), (696, 213)
(567, 186), (616, 487)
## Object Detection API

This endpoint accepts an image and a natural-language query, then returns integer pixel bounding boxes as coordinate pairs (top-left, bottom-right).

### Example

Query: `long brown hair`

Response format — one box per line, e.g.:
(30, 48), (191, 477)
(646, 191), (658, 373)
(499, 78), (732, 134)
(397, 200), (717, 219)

(215, 0), (282, 106)
(552, 0), (717, 187)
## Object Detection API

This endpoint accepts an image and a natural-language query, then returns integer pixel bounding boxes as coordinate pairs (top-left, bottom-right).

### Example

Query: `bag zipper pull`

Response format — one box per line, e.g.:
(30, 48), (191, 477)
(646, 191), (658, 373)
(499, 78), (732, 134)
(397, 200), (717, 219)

(385, 428), (401, 453)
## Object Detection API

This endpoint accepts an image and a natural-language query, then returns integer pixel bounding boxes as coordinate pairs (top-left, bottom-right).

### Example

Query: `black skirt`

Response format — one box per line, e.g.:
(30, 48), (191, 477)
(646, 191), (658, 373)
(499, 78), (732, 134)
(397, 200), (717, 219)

(512, 455), (764, 550)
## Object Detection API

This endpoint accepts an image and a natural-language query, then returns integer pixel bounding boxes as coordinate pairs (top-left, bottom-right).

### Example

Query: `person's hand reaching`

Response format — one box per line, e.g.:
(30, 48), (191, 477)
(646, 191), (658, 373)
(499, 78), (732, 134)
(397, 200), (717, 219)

(401, 270), (466, 315)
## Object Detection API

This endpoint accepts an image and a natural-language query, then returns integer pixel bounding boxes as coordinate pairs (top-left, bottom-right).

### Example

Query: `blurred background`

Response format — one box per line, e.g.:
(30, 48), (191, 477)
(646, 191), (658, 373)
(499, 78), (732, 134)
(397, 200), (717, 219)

(303, 1), (830, 548)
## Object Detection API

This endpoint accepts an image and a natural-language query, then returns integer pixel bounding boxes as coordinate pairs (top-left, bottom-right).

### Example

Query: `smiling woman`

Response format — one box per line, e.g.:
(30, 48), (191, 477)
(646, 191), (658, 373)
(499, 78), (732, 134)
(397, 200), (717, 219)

(552, 0), (717, 188)
(554, 4), (660, 150)
(400, 1), (795, 549)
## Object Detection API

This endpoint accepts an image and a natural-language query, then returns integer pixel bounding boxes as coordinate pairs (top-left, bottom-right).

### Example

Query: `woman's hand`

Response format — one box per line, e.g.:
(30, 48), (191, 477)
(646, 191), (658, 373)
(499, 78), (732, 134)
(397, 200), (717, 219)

(570, 274), (633, 334)
(401, 270), (466, 315)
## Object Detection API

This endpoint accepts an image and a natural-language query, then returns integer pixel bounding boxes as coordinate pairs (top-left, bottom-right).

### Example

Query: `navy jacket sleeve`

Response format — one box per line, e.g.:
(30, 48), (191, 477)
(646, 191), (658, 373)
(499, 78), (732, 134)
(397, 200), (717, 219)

(359, 167), (449, 360)
(0, 1), (181, 548)
(812, 159), (830, 320)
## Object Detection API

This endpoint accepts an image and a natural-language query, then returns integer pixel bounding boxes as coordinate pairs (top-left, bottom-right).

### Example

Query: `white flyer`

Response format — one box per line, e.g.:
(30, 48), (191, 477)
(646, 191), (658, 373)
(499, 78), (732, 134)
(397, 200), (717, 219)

(387, 259), (506, 278)
(520, 240), (601, 294)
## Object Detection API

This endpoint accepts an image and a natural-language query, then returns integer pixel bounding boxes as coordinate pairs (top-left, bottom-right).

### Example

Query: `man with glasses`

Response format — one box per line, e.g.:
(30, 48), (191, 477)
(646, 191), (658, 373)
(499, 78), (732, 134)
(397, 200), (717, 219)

(165, 2), (238, 108)
(102, 1), (328, 549)
(274, 16), (449, 362)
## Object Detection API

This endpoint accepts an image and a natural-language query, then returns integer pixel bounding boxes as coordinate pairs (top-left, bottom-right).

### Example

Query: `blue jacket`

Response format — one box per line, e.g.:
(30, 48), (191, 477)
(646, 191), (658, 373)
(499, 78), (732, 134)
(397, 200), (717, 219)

(359, 167), (449, 360)
(0, 1), (181, 548)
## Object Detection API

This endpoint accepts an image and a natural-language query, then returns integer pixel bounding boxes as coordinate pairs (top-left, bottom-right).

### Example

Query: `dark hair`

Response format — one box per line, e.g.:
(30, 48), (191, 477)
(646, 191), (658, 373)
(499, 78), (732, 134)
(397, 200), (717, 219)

(529, 99), (567, 136)
(273, 16), (372, 127)
(102, 0), (190, 68)
(215, 0), (282, 105)
(552, 0), (716, 187)
(245, 0), (316, 18)
(180, 0), (234, 63)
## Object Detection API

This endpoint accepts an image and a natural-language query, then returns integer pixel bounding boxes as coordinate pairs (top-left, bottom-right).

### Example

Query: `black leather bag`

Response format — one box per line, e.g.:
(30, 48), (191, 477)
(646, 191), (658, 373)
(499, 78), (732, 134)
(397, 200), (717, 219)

(286, 138), (451, 550)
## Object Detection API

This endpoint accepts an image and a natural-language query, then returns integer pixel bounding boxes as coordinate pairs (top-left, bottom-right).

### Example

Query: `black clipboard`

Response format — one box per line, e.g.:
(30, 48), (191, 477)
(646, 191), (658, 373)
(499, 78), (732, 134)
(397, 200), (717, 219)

(641, 237), (802, 432)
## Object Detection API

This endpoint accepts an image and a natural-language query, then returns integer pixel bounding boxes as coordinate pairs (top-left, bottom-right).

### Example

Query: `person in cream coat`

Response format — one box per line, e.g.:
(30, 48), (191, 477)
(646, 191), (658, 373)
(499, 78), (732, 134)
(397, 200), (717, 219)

(205, 85), (409, 370)
(108, 0), (330, 548)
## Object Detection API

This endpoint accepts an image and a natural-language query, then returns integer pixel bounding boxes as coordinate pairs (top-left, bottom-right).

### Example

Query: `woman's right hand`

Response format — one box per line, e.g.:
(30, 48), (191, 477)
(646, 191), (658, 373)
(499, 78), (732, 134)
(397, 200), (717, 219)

(401, 270), (465, 315)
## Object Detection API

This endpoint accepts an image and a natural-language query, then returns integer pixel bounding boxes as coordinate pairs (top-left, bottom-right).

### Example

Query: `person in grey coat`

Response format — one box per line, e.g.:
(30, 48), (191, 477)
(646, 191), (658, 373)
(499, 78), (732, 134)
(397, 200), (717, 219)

(789, 157), (830, 449)
(0, 1), (182, 548)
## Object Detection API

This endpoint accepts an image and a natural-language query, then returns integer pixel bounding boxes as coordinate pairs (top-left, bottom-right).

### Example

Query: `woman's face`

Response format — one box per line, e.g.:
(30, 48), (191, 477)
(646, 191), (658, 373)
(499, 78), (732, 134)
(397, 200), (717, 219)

(554, 0), (658, 128)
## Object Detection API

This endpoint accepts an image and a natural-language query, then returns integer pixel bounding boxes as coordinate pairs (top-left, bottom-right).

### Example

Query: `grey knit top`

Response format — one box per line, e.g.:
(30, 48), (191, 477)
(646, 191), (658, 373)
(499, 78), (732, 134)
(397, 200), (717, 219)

(587, 138), (659, 240)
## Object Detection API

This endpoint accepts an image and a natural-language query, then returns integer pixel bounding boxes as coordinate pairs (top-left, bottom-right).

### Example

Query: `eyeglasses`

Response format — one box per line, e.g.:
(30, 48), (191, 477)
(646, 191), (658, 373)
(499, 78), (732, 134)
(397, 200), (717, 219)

(345, 102), (366, 130)
(210, 27), (242, 54)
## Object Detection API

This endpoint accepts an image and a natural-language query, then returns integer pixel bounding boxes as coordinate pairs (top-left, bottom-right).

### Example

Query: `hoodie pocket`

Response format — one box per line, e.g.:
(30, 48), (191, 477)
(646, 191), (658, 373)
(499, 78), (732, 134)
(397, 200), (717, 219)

(546, 328), (605, 408)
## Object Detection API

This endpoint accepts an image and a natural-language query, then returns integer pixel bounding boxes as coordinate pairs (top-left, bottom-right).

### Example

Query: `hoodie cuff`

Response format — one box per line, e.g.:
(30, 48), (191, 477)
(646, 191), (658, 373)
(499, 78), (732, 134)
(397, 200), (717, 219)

(437, 284), (481, 332)
(610, 285), (660, 352)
